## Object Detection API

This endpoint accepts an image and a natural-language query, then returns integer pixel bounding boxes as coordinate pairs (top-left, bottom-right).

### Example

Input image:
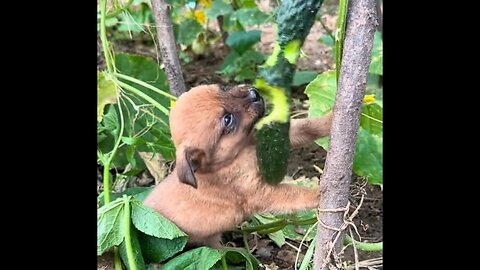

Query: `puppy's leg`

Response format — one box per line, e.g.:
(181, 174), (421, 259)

(289, 111), (333, 148)
(255, 184), (320, 213)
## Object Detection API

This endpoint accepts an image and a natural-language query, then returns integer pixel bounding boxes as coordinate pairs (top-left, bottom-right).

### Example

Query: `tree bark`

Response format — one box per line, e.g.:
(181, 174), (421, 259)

(150, 0), (187, 97)
(313, 0), (377, 269)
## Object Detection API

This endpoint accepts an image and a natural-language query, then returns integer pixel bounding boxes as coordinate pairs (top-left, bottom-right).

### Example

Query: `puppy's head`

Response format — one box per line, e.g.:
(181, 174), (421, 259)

(170, 84), (264, 188)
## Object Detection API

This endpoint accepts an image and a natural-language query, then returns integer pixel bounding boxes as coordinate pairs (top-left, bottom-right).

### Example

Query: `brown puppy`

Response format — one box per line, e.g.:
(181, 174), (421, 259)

(143, 84), (332, 248)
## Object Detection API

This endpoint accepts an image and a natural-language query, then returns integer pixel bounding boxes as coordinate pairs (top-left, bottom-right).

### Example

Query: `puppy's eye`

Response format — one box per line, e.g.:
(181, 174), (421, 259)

(223, 113), (233, 127)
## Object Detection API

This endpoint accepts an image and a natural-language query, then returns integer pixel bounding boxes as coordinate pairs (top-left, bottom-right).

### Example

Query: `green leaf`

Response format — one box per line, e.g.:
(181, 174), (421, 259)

(138, 232), (188, 263)
(206, 0), (233, 19)
(126, 145), (137, 168)
(282, 211), (317, 242)
(219, 50), (264, 82)
(305, 70), (336, 150)
(162, 247), (223, 270)
(226, 30), (261, 55)
(118, 12), (145, 33)
(115, 54), (174, 161)
(354, 128), (383, 185)
(119, 227), (147, 270)
(232, 8), (269, 28)
(98, 187), (153, 207)
(253, 214), (285, 247)
(292, 71), (318, 87)
(369, 31), (383, 75)
(97, 198), (126, 255)
(176, 19), (202, 46)
(222, 13), (244, 33)
(298, 237), (315, 270)
(222, 247), (259, 270)
(306, 70), (383, 185)
(360, 102), (382, 135)
(103, 105), (120, 135)
(98, 71), (118, 122)
(130, 200), (187, 239)
(122, 136), (148, 146)
(97, 53), (175, 172)
(233, 69), (256, 82)
(237, 0), (256, 8)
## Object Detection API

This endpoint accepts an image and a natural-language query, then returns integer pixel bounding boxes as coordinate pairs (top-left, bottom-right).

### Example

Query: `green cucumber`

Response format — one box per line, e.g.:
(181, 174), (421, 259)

(255, 0), (324, 185)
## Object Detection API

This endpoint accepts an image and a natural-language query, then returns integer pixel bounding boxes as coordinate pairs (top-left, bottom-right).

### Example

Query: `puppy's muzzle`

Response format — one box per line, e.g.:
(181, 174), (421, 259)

(248, 88), (261, 103)
(247, 88), (265, 119)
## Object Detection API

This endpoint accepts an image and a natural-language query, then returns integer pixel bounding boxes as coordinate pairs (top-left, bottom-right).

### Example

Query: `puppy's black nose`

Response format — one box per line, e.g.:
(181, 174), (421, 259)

(248, 88), (261, 102)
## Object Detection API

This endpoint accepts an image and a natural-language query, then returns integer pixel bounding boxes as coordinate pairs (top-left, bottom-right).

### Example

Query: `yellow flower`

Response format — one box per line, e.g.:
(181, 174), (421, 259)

(199, 0), (213, 8)
(170, 99), (176, 109)
(194, 10), (206, 25)
(363, 94), (375, 104)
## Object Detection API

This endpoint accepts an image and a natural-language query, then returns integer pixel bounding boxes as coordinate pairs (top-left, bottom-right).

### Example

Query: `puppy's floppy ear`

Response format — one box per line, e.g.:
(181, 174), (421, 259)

(175, 145), (204, 188)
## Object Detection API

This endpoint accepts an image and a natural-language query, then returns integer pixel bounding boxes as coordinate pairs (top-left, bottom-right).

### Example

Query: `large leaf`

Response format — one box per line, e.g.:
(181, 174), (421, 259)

(306, 70), (383, 185)
(305, 70), (336, 150)
(353, 128), (383, 185)
(232, 8), (269, 28)
(219, 50), (264, 82)
(360, 102), (382, 135)
(138, 232), (187, 263)
(130, 200), (186, 239)
(98, 54), (175, 171)
(176, 19), (202, 46)
(237, 0), (256, 8)
(226, 30), (261, 55)
(97, 198), (126, 255)
(119, 227), (147, 270)
(206, 0), (233, 19)
(162, 246), (223, 270)
(369, 31), (383, 75)
(115, 53), (175, 160)
(98, 71), (118, 122)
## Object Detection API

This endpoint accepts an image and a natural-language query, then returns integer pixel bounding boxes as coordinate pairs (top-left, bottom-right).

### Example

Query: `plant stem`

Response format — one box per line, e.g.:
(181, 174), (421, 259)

(115, 80), (170, 116)
(335, 0), (348, 81)
(241, 217), (317, 233)
(243, 233), (251, 254)
(344, 235), (383, 251)
(116, 73), (177, 100)
(103, 89), (126, 205)
(103, 166), (111, 204)
(221, 255), (228, 270)
(99, 0), (114, 73)
(123, 195), (137, 270)
(114, 247), (123, 270)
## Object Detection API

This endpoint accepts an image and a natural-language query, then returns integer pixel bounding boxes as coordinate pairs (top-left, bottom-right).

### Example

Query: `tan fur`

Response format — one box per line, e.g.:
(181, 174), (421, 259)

(143, 84), (332, 248)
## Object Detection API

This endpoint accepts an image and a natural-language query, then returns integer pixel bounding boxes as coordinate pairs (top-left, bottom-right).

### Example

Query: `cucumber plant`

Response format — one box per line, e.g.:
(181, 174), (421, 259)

(254, 0), (325, 184)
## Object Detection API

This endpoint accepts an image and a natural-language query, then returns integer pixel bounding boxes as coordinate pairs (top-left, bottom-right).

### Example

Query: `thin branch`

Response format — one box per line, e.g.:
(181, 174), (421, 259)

(150, 0), (187, 97)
